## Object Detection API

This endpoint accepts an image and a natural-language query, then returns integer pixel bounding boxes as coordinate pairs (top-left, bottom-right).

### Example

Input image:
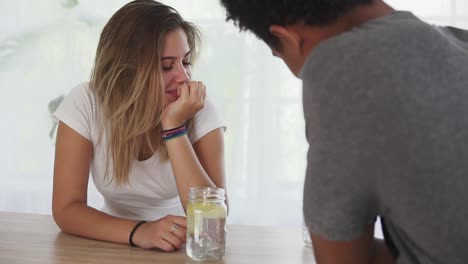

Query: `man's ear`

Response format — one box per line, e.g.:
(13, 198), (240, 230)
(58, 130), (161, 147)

(269, 25), (302, 51)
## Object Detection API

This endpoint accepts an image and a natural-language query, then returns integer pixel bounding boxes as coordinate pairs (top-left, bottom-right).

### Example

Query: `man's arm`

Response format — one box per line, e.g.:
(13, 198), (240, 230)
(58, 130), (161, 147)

(311, 224), (396, 264)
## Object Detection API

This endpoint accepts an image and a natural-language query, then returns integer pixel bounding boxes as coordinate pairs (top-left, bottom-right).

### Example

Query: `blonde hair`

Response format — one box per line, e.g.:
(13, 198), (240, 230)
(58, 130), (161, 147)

(90, 0), (201, 185)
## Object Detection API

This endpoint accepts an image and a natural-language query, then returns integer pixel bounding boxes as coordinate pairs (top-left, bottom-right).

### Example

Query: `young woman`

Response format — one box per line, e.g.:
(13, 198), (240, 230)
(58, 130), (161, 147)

(52, 0), (226, 252)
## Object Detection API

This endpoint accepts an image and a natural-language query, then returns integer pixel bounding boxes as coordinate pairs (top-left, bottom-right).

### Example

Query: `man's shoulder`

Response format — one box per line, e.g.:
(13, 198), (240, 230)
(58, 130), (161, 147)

(301, 11), (466, 88)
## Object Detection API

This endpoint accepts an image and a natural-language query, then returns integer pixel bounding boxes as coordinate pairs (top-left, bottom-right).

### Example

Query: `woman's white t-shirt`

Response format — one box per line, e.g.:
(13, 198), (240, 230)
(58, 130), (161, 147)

(53, 83), (226, 221)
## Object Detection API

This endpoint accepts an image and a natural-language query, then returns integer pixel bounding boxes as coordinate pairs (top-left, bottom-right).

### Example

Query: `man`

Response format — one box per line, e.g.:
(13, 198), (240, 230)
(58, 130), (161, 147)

(219, 0), (468, 263)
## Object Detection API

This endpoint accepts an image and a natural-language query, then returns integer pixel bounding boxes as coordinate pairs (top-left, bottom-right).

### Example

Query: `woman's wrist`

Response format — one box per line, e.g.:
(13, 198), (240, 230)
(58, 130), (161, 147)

(161, 120), (185, 131)
(162, 124), (187, 141)
(129, 220), (147, 247)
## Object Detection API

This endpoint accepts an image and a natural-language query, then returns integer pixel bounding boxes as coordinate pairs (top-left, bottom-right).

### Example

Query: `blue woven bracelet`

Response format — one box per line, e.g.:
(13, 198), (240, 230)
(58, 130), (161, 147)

(162, 130), (187, 141)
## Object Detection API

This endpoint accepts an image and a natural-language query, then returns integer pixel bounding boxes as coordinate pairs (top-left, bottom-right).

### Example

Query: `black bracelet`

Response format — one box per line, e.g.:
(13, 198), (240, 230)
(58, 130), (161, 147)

(129, 220), (147, 247)
(162, 124), (185, 133)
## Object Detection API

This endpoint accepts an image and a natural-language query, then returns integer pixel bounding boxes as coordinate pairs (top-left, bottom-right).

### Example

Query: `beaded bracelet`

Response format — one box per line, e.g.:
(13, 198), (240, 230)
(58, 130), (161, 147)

(162, 124), (187, 141)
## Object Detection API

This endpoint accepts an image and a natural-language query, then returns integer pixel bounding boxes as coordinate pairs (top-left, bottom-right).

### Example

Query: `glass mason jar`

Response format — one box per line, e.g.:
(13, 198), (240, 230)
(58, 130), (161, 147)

(186, 187), (227, 261)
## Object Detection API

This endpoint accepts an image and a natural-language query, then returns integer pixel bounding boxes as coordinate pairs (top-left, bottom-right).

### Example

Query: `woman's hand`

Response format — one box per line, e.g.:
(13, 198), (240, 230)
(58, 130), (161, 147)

(161, 81), (206, 130)
(132, 215), (187, 251)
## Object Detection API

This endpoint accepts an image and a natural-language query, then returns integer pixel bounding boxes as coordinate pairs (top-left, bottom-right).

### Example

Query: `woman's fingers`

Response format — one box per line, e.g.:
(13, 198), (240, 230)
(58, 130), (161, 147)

(161, 216), (187, 249)
(155, 239), (176, 252)
(202, 83), (206, 101)
(163, 228), (185, 249)
(170, 224), (187, 243)
(185, 81), (204, 103)
(196, 81), (205, 103)
(186, 81), (197, 100)
(178, 83), (190, 99)
(165, 215), (187, 244)
(162, 233), (183, 249)
(169, 215), (187, 228)
(146, 215), (187, 251)
(163, 81), (205, 127)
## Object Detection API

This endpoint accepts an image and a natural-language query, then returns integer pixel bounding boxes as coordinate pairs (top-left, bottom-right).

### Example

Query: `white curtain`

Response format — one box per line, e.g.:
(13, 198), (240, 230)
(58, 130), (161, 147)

(1, 0), (466, 229)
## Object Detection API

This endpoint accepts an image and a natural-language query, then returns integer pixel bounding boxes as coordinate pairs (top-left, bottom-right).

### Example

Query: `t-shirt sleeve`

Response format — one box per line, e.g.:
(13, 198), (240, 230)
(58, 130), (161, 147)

(53, 83), (95, 142)
(188, 97), (226, 144)
(302, 71), (379, 241)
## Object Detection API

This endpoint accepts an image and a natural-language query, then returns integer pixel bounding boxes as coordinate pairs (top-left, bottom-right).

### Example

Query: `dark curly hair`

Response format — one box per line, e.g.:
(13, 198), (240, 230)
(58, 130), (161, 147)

(220, 0), (374, 50)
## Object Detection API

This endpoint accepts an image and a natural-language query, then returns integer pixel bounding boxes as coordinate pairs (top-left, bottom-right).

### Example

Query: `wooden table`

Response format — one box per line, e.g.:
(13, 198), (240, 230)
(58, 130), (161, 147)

(0, 212), (315, 263)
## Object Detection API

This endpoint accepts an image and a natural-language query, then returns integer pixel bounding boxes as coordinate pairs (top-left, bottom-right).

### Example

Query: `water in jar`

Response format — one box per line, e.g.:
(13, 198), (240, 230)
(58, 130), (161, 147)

(186, 201), (227, 261)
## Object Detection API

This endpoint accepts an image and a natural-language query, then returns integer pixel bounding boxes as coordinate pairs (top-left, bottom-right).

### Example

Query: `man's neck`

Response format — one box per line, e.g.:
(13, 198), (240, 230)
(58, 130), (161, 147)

(343, 0), (396, 30)
(299, 0), (395, 56)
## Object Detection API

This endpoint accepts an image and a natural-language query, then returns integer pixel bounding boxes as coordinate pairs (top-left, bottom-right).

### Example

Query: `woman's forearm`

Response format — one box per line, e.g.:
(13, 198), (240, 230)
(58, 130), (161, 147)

(165, 135), (216, 211)
(53, 202), (137, 245)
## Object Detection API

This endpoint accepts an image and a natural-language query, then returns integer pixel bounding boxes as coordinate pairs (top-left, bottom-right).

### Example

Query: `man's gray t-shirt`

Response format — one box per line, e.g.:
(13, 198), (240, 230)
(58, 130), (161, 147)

(301, 11), (468, 264)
